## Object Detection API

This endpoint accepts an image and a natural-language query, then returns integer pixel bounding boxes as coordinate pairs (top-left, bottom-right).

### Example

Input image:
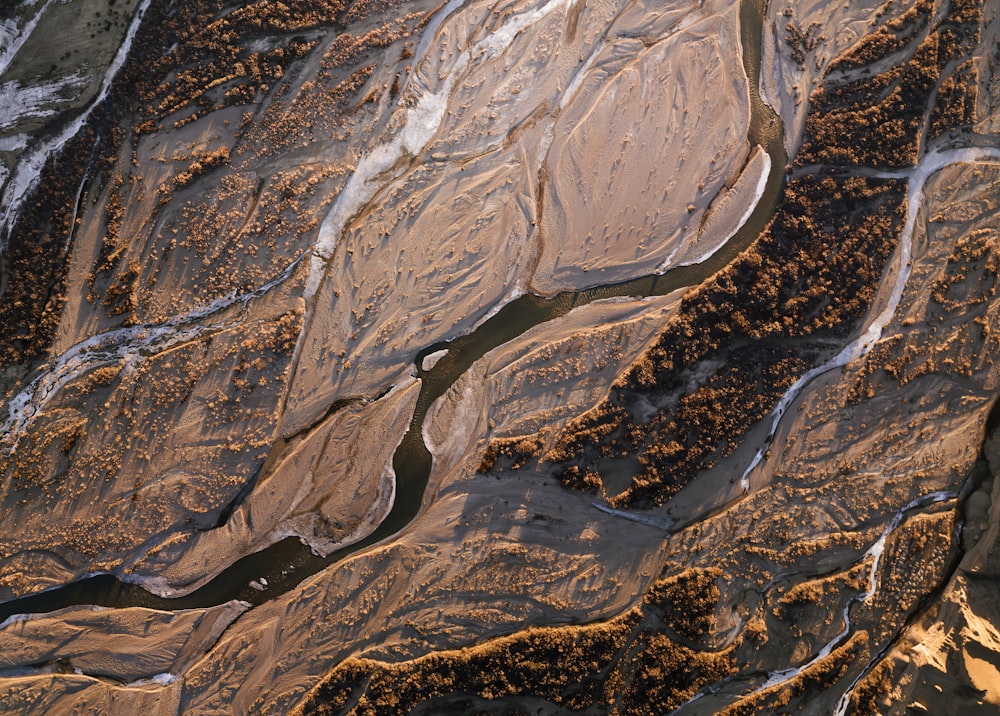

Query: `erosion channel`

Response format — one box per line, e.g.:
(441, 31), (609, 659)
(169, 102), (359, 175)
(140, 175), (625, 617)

(0, 0), (786, 622)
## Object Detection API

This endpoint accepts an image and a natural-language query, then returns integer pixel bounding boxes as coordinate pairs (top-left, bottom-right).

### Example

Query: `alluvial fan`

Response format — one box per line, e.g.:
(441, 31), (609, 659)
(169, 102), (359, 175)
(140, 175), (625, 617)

(1, 0), (1000, 713)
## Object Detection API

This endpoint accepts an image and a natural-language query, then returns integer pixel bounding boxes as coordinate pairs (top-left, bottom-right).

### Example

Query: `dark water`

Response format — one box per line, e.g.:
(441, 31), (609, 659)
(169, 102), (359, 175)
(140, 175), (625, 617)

(0, 0), (787, 623)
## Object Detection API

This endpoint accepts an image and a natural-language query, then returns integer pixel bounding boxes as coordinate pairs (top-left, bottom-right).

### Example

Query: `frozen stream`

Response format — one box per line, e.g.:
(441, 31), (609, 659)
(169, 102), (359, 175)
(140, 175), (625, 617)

(666, 144), (1000, 714)
(0, 0), (152, 246)
(739, 145), (1000, 491)
(1, 252), (307, 453)
(674, 488), (961, 713)
(760, 489), (958, 695)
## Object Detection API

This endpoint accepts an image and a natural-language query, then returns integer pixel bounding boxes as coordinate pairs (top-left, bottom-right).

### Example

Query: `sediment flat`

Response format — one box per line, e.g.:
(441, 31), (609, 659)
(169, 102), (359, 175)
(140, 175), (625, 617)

(0, 0), (999, 712)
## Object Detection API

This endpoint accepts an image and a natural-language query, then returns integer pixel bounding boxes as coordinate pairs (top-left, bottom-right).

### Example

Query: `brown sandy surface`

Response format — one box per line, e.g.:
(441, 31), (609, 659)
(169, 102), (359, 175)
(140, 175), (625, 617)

(0, 0), (999, 712)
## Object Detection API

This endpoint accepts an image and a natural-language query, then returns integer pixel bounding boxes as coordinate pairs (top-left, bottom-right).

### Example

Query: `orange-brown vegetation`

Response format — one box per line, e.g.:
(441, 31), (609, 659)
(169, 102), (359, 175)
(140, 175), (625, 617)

(718, 632), (868, 715)
(784, 21), (824, 67)
(0, 308), (301, 594)
(0, 0), (251, 367)
(85, 162), (144, 319)
(534, 175), (905, 507)
(772, 564), (867, 639)
(869, 511), (956, 617)
(619, 630), (735, 714)
(0, 125), (101, 369)
(742, 511), (957, 715)
(172, 146), (231, 189)
(842, 657), (895, 716)
(477, 433), (547, 473)
(62, 0), (421, 325)
(296, 612), (643, 714)
(802, 38), (939, 167)
(130, 1), (328, 130)
(928, 60), (980, 141)
(930, 227), (1000, 311)
(244, 15), (424, 157)
(799, 0), (981, 168)
(142, 164), (332, 317)
(847, 221), (999, 401)
(643, 567), (722, 643)
(826, 0), (934, 74)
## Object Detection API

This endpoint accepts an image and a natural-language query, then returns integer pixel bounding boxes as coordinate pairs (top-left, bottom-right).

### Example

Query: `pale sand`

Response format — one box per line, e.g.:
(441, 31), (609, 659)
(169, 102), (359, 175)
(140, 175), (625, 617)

(0, 288), (684, 711)
(1, 0), (998, 711)
(674, 143), (771, 267)
(279, 0), (756, 434)
(176, 291), (686, 713)
(424, 291), (685, 479)
(126, 378), (419, 595)
(169, 157), (1000, 712)
(533, 3), (750, 293)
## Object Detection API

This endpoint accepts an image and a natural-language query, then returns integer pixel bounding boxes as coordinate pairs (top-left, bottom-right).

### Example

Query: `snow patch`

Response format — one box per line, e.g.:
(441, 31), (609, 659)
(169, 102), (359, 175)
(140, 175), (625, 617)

(0, 0), (55, 78)
(1, 0), (153, 245)
(126, 672), (179, 688)
(421, 348), (449, 372)
(0, 72), (88, 131)
(0, 133), (29, 152)
(118, 573), (179, 598)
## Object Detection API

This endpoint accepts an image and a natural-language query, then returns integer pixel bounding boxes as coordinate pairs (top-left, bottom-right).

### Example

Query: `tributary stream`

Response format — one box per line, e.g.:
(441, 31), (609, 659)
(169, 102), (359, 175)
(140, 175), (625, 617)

(0, 0), (786, 622)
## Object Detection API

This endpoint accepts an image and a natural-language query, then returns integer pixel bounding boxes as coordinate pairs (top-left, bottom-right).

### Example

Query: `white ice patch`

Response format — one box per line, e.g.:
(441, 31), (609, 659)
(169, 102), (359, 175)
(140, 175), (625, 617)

(421, 348), (449, 372)
(593, 502), (674, 530)
(537, 119), (555, 172)
(558, 44), (600, 111)
(0, 20), (21, 71)
(126, 672), (178, 687)
(118, 572), (179, 598)
(481, 0), (567, 59)
(0, 612), (34, 630)
(827, 487), (960, 714)
(662, 490), (964, 713)
(411, 0), (467, 72)
(760, 27), (783, 115)
(0, 73), (88, 131)
(0, 133), (28, 153)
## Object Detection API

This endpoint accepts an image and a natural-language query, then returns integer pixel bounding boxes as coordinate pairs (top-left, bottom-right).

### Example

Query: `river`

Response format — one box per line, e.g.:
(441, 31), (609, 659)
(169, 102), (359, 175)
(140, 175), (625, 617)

(0, 0), (786, 622)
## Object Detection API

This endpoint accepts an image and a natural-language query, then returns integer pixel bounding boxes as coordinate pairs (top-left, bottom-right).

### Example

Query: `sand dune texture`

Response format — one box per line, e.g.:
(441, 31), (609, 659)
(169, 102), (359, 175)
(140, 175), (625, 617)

(0, 0), (999, 712)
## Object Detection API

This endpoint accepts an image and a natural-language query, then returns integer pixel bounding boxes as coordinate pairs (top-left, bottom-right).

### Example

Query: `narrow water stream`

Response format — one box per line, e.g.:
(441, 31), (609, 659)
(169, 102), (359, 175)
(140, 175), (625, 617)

(0, 0), (786, 623)
(0, 0), (153, 243)
(673, 489), (964, 714)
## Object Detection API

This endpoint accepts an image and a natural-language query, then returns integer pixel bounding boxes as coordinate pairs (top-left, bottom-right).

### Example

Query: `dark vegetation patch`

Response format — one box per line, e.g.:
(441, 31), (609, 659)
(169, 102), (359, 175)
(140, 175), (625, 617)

(295, 568), (740, 716)
(798, 0), (981, 167)
(489, 175), (906, 508)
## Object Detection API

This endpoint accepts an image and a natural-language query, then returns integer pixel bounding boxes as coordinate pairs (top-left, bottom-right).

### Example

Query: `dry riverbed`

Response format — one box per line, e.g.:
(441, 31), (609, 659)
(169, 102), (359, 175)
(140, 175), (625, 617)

(1, 0), (1000, 712)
